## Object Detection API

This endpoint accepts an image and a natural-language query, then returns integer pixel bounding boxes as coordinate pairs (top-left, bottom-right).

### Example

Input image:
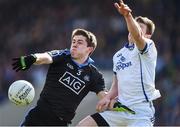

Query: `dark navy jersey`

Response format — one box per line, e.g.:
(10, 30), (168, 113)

(37, 49), (105, 122)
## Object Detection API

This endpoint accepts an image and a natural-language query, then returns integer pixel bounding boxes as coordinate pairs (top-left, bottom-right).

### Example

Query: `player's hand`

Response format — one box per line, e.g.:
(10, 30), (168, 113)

(12, 54), (37, 72)
(108, 99), (117, 110)
(114, 0), (132, 17)
(96, 96), (110, 112)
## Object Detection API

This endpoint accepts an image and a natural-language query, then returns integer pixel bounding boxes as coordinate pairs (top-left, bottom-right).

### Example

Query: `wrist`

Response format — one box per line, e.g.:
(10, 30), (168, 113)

(124, 12), (132, 18)
(104, 94), (112, 100)
(30, 54), (37, 63)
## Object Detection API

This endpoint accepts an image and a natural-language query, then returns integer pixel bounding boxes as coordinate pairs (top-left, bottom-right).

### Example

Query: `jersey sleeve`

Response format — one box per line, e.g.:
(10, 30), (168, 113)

(90, 67), (106, 94)
(113, 54), (117, 74)
(138, 39), (157, 59)
(47, 49), (70, 63)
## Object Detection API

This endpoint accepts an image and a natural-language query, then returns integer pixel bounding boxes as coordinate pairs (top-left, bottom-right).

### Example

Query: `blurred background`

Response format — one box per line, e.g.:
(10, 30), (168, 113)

(0, 0), (179, 126)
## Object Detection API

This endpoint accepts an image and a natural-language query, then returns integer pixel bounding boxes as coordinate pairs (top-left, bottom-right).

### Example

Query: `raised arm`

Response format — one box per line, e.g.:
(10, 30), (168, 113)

(114, 0), (146, 50)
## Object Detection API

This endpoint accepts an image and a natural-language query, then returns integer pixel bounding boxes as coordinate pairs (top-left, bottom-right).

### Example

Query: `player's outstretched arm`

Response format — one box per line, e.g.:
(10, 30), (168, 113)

(33, 52), (53, 65)
(12, 52), (52, 72)
(114, 0), (146, 50)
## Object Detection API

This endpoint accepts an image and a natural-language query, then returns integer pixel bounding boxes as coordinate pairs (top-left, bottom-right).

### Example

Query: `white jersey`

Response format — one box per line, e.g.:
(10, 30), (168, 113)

(113, 39), (161, 106)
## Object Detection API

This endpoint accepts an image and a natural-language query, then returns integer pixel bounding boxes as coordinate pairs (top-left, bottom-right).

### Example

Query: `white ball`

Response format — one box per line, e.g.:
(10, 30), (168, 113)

(8, 80), (35, 106)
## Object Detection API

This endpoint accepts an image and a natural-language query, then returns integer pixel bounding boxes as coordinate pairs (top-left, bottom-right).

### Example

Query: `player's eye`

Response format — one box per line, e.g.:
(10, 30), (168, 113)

(78, 41), (83, 45)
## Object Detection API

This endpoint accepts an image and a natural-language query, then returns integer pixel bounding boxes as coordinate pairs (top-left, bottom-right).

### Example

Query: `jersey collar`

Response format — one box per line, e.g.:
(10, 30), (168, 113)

(124, 43), (135, 50)
(72, 57), (94, 68)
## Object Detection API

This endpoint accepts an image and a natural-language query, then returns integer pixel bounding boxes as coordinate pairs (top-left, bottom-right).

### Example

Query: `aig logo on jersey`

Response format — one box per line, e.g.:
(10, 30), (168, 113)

(59, 71), (85, 95)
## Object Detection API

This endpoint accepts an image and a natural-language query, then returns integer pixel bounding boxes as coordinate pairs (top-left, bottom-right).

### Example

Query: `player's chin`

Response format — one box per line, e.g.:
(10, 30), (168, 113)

(71, 53), (78, 59)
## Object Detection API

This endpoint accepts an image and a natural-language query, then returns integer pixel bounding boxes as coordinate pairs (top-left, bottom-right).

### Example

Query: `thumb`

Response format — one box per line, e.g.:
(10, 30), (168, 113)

(114, 3), (120, 10)
(96, 102), (101, 111)
(108, 99), (116, 110)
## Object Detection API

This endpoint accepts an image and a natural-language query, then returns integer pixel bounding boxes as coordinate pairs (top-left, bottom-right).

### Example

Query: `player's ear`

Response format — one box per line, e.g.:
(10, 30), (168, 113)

(87, 47), (94, 56)
(88, 47), (94, 52)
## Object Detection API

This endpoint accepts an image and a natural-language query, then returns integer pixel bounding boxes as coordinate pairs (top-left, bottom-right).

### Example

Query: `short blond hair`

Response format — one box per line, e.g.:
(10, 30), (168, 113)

(72, 28), (97, 55)
(135, 16), (155, 35)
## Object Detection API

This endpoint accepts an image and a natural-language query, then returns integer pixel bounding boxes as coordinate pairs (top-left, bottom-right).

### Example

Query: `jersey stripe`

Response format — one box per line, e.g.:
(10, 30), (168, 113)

(138, 54), (149, 102)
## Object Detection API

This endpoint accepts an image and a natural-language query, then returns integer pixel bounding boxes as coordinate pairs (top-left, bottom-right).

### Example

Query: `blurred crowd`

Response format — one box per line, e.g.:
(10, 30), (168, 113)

(0, 0), (179, 125)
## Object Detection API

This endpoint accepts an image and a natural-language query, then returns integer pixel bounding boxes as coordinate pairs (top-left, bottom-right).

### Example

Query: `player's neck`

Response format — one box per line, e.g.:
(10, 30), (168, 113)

(73, 56), (89, 65)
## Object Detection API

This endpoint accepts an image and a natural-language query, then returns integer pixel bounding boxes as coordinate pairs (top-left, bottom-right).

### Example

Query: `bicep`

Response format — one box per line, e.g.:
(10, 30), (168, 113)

(90, 70), (106, 98)
(34, 52), (53, 64)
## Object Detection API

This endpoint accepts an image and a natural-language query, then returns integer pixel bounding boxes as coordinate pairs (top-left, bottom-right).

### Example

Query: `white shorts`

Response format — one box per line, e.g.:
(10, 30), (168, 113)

(99, 101), (155, 126)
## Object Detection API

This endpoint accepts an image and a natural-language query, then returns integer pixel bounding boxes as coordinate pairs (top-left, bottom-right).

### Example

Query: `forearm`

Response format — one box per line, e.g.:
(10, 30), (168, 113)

(34, 52), (53, 65)
(114, 0), (145, 49)
(106, 75), (118, 100)
(107, 85), (118, 100)
(125, 14), (142, 41)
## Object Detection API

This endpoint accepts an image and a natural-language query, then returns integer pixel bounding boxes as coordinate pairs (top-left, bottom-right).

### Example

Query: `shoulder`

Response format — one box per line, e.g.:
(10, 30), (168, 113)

(48, 49), (70, 57)
(136, 38), (156, 54)
(137, 39), (157, 59)
(145, 38), (155, 46)
(89, 64), (98, 71)
(89, 64), (102, 74)
(47, 49), (71, 63)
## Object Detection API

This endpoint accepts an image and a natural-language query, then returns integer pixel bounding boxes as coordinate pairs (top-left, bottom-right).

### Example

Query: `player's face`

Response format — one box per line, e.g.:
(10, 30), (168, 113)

(70, 35), (93, 59)
(138, 23), (148, 36)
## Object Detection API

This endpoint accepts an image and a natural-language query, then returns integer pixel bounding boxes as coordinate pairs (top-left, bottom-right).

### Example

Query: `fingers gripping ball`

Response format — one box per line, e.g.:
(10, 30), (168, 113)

(8, 80), (35, 106)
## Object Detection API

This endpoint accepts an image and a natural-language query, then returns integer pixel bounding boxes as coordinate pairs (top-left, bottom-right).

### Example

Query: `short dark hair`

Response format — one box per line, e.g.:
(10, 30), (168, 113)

(135, 16), (155, 35)
(72, 28), (97, 55)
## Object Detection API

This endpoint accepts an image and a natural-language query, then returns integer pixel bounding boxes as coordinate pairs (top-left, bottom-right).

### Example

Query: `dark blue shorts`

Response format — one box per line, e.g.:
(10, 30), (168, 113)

(21, 106), (68, 126)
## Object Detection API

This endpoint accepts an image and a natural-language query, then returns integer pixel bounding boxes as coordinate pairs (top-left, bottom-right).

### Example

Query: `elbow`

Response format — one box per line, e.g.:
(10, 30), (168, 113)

(35, 57), (52, 64)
